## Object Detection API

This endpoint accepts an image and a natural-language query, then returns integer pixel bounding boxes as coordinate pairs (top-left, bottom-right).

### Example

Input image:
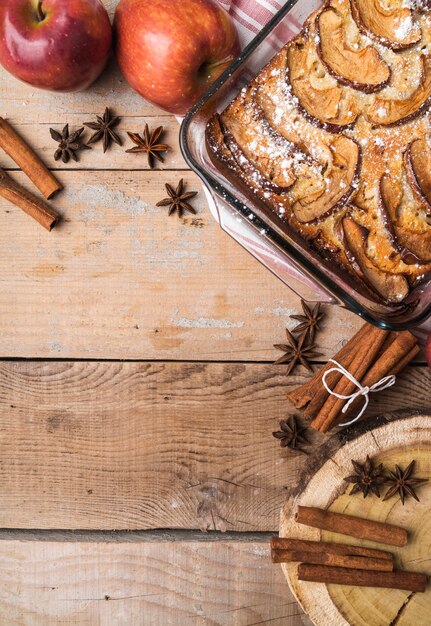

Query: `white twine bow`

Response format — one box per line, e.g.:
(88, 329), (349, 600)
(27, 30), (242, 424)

(321, 359), (396, 427)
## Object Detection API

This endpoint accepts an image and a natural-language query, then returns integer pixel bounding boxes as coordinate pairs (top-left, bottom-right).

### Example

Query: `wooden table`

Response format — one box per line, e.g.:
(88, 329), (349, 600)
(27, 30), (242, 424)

(0, 3), (429, 623)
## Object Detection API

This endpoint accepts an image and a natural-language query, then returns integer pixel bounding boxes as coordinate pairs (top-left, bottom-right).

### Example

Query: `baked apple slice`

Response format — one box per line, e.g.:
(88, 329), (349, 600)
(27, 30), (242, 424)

(206, 113), (295, 199)
(366, 57), (431, 126)
(286, 31), (360, 129)
(404, 137), (431, 215)
(342, 216), (409, 303)
(216, 87), (302, 193)
(292, 135), (361, 223)
(350, 0), (421, 50)
(222, 123), (295, 193)
(316, 7), (390, 93)
(379, 174), (431, 263)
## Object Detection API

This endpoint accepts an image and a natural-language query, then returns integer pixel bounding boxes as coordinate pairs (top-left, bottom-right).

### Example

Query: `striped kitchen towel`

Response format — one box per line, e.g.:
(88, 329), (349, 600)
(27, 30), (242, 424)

(218, 0), (284, 45)
(218, 0), (290, 47)
(217, 0), (311, 57)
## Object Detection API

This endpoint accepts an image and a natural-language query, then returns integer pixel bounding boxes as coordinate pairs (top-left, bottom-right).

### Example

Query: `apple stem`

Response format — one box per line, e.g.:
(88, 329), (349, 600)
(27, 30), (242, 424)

(36, 0), (45, 21)
(208, 55), (235, 71)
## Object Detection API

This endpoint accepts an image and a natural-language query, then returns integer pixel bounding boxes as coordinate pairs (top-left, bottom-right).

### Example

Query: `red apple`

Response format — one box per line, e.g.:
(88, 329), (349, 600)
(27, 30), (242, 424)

(114, 0), (240, 115)
(0, 0), (112, 92)
(426, 333), (431, 369)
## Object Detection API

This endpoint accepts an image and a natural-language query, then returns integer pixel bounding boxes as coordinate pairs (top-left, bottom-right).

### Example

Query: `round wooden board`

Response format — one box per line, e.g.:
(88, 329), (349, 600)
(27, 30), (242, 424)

(279, 409), (431, 626)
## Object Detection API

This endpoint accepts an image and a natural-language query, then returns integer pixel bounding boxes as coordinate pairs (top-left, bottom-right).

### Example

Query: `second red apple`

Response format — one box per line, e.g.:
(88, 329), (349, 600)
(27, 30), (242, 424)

(114, 0), (240, 115)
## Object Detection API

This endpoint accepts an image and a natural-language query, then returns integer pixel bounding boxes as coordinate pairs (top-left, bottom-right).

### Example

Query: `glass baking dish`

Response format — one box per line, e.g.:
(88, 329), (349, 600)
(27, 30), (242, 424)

(179, 0), (431, 330)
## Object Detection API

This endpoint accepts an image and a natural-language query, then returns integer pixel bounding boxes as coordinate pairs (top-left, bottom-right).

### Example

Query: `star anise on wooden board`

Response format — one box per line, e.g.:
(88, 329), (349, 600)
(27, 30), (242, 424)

(126, 124), (170, 168)
(273, 329), (322, 375)
(84, 107), (122, 153)
(344, 455), (386, 498)
(272, 416), (309, 453)
(290, 300), (324, 343)
(156, 179), (198, 218)
(49, 125), (90, 163)
(383, 460), (428, 505)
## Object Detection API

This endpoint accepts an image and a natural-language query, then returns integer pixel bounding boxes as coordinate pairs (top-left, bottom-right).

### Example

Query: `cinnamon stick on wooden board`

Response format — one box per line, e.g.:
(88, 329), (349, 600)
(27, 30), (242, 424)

(271, 537), (393, 561)
(0, 169), (59, 231)
(296, 506), (408, 547)
(0, 117), (62, 199)
(298, 564), (428, 592)
(311, 326), (388, 433)
(272, 549), (393, 571)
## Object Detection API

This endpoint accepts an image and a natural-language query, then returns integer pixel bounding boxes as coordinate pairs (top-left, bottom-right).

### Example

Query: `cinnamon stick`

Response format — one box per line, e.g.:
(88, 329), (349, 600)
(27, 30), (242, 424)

(341, 331), (417, 421)
(311, 326), (388, 433)
(302, 342), (363, 419)
(270, 537), (393, 561)
(287, 323), (372, 411)
(0, 117), (62, 199)
(378, 331), (398, 356)
(298, 564), (428, 592)
(296, 506), (408, 546)
(391, 344), (420, 376)
(0, 169), (58, 231)
(272, 549), (393, 571)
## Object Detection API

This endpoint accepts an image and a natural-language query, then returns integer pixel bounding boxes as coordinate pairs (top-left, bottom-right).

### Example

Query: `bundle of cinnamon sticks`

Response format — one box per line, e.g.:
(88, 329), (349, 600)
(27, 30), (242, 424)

(0, 117), (61, 230)
(287, 323), (419, 433)
(271, 506), (428, 593)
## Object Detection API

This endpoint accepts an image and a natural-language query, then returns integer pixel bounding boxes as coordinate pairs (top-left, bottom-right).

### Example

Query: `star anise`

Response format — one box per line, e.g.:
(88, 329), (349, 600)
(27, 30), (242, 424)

(273, 329), (322, 376)
(84, 107), (122, 153)
(49, 125), (90, 163)
(156, 179), (198, 218)
(344, 455), (386, 498)
(290, 300), (324, 343)
(383, 460), (428, 505)
(125, 124), (170, 168)
(272, 416), (309, 453)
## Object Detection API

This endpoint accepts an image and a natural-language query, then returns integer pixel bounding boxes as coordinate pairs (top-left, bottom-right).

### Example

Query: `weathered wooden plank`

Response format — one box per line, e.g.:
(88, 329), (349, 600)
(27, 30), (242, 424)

(0, 116), (184, 171)
(0, 58), (164, 124)
(0, 539), (303, 626)
(0, 361), (428, 531)
(0, 169), (370, 360)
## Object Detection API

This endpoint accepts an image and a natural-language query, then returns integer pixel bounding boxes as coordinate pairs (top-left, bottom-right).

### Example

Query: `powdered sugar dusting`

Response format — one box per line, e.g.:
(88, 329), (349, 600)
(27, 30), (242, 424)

(394, 15), (413, 39)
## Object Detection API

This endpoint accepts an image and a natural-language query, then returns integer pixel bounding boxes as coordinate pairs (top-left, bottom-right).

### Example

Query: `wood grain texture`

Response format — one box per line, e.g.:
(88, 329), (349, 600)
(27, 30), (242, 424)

(0, 362), (428, 531)
(0, 539), (304, 626)
(0, 58), (163, 125)
(0, 169), (369, 360)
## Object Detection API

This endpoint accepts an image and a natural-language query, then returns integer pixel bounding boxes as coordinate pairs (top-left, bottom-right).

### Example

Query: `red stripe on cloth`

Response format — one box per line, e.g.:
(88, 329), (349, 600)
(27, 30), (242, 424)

(229, 6), (261, 34)
(233, 0), (276, 26)
(220, 0), (299, 50)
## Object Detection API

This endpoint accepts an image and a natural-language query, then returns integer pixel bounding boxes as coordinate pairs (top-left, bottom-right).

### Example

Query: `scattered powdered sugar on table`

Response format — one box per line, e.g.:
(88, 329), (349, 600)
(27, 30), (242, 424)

(171, 316), (245, 329)
(74, 184), (152, 217)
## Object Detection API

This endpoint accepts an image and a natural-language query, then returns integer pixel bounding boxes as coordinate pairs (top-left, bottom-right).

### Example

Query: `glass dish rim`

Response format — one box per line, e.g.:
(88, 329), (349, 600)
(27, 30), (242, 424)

(179, 0), (431, 331)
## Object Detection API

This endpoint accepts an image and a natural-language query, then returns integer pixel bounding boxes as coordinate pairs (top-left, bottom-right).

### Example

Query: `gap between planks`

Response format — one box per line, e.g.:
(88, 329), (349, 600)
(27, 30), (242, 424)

(0, 356), (426, 366)
(0, 529), (274, 543)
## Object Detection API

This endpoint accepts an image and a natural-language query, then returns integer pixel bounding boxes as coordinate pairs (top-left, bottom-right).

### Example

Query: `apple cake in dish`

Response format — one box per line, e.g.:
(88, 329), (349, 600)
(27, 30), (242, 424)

(205, 0), (431, 305)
